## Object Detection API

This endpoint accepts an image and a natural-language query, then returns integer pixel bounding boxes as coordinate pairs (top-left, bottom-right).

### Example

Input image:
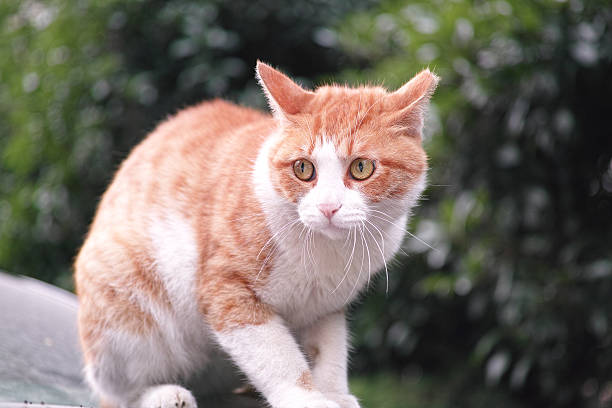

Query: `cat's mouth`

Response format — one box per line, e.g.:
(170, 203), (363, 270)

(298, 208), (358, 240)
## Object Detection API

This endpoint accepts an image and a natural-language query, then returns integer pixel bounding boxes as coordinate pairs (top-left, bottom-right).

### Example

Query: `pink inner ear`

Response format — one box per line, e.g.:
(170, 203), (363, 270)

(256, 61), (314, 116)
(384, 69), (439, 136)
(389, 69), (439, 111)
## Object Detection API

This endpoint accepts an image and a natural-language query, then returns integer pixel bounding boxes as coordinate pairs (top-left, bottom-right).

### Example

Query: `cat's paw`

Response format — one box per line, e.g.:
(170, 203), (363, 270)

(138, 384), (197, 408)
(324, 393), (360, 408)
(271, 388), (340, 408)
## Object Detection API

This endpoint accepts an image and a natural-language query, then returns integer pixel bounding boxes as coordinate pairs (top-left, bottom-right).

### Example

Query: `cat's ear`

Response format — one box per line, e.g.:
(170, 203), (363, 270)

(386, 69), (439, 137)
(256, 61), (314, 121)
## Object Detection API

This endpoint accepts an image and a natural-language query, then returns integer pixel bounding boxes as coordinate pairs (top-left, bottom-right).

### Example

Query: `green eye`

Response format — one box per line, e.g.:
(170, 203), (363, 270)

(293, 159), (315, 181)
(350, 158), (375, 180)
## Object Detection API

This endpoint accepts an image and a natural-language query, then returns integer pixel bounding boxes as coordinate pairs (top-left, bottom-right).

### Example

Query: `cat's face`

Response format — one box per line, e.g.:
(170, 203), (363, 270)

(257, 62), (437, 239)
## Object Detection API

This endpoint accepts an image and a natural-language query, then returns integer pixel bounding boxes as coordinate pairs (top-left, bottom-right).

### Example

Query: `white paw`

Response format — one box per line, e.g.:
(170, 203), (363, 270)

(325, 393), (360, 408)
(138, 384), (197, 408)
(271, 388), (340, 408)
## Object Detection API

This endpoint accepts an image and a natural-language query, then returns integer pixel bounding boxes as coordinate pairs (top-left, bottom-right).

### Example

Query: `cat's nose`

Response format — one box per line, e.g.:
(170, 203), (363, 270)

(317, 203), (342, 220)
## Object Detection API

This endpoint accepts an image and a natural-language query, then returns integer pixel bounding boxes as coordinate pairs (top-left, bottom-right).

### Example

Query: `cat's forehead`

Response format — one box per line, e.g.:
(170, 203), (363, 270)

(292, 86), (391, 156)
(307, 86), (388, 118)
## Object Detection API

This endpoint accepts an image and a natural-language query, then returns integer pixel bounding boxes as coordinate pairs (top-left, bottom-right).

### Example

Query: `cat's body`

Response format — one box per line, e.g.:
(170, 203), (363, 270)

(75, 62), (438, 408)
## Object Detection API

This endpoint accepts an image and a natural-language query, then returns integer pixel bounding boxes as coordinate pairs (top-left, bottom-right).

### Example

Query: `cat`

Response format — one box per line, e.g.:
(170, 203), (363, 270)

(74, 60), (438, 408)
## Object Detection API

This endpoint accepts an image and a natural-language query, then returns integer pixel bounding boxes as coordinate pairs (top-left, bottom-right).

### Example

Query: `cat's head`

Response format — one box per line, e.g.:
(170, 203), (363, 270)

(256, 61), (438, 240)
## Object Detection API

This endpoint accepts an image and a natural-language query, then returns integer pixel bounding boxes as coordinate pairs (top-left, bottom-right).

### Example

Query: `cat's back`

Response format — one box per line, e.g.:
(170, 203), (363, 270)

(93, 99), (271, 222)
(148, 98), (269, 154)
(124, 98), (270, 181)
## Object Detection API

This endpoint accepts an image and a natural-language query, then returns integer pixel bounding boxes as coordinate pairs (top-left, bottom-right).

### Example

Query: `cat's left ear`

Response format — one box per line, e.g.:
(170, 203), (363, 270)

(386, 69), (440, 138)
(256, 60), (314, 122)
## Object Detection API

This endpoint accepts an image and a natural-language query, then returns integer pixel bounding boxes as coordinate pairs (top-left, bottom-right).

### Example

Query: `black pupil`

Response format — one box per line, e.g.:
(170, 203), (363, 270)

(358, 161), (364, 172)
(300, 162), (305, 173)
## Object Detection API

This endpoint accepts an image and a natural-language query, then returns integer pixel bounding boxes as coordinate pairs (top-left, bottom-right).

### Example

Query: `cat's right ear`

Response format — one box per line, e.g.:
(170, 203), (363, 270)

(256, 61), (314, 121)
(386, 69), (439, 138)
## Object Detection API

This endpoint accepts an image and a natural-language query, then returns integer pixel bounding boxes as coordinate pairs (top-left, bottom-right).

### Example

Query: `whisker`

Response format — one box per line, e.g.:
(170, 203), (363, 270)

(367, 214), (406, 232)
(358, 225), (366, 286)
(305, 228), (315, 279)
(405, 230), (438, 252)
(332, 226), (357, 294)
(299, 225), (308, 272)
(365, 214), (412, 256)
(255, 220), (300, 281)
(344, 225), (367, 305)
(363, 222), (389, 294)
(306, 228), (316, 269)
(367, 208), (399, 218)
(364, 217), (416, 267)
(365, 219), (385, 256)
(368, 212), (439, 252)
(359, 222), (372, 290)
(342, 224), (353, 248)
(256, 219), (301, 261)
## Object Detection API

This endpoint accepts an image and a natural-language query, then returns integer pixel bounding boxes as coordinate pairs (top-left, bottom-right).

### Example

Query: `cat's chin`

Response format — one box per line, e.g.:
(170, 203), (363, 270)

(316, 224), (349, 240)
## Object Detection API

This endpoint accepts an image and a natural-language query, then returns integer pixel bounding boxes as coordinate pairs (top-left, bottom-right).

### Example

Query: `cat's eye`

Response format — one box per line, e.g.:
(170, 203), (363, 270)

(293, 159), (315, 181)
(349, 158), (375, 180)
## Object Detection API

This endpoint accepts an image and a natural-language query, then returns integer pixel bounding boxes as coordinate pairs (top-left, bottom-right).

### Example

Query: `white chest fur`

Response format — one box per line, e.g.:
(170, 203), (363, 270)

(258, 215), (407, 328)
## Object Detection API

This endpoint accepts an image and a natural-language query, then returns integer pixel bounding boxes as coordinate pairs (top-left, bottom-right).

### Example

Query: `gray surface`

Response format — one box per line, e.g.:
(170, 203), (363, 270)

(0, 272), (94, 406)
(0, 271), (264, 407)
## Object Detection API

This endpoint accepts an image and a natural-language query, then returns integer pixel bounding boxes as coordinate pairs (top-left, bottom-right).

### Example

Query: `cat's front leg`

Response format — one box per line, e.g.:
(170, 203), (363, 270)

(202, 283), (340, 408)
(301, 311), (360, 408)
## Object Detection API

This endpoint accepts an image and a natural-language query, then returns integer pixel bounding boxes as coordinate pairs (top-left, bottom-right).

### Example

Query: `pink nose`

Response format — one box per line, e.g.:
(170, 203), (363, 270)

(317, 203), (341, 219)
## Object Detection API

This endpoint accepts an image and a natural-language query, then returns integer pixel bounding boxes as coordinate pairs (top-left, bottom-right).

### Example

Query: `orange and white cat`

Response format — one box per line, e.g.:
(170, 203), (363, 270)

(74, 61), (438, 408)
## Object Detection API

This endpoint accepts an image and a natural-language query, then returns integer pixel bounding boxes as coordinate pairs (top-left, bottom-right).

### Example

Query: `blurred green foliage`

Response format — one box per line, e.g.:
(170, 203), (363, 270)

(1, 0), (611, 407)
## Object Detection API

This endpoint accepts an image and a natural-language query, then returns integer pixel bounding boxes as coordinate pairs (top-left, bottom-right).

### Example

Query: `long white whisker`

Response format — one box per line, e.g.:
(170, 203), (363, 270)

(366, 216), (411, 258)
(368, 212), (438, 252)
(256, 219), (301, 261)
(364, 223), (389, 294)
(344, 226), (367, 305)
(257, 222), (300, 271)
(299, 225), (308, 272)
(358, 225), (366, 285)
(332, 226), (357, 294)
(365, 219), (385, 259)
(404, 230), (438, 252)
(255, 221), (300, 282)
(307, 229), (316, 269)
(360, 222), (372, 290)
(306, 228), (315, 279)
(342, 224), (353, 248)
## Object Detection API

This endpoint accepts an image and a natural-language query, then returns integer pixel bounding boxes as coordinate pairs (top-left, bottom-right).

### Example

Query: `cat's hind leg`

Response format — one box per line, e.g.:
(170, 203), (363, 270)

(137, 385), (197, 408)
(84, 341), (199, 408)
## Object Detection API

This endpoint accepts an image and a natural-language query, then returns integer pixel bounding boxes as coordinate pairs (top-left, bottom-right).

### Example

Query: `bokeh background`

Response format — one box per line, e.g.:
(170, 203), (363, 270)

(1, 0), (611, 407)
